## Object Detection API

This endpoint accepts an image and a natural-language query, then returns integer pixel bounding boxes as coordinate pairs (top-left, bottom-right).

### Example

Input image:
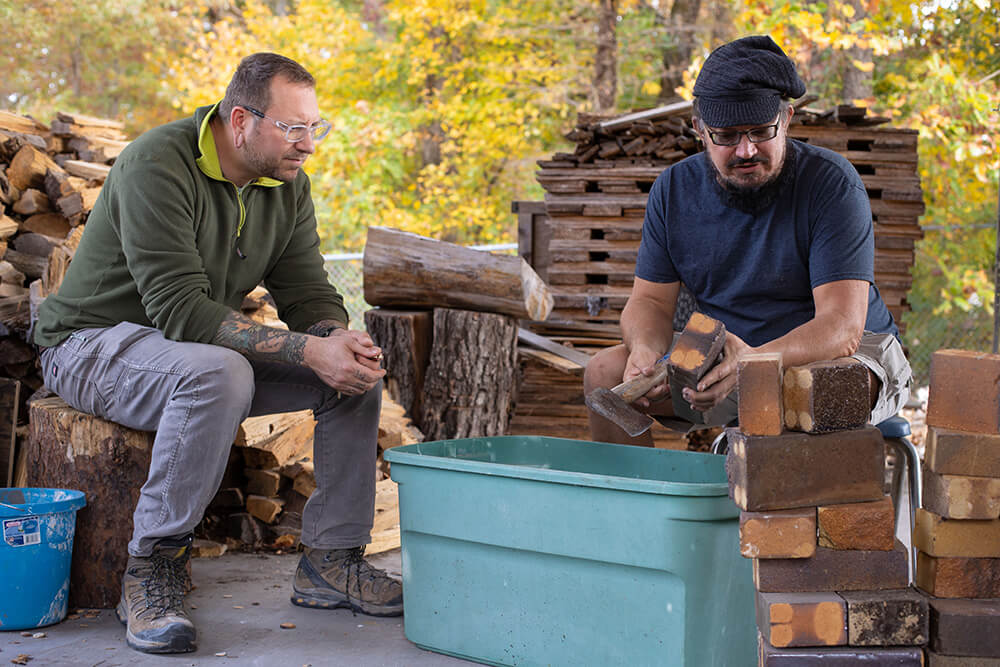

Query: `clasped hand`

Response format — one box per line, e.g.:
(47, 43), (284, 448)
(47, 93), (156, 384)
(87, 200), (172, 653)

(308, 329), (386, 395)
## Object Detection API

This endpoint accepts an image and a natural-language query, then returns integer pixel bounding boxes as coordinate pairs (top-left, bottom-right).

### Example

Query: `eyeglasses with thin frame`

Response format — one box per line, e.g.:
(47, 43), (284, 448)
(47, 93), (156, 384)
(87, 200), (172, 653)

(703, 122), (781, 147)
(241, 105), (332, 143)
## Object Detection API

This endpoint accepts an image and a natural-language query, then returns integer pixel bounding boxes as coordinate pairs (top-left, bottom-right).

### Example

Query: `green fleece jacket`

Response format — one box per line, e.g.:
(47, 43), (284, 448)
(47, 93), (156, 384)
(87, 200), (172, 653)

(34, 104), (348, 348)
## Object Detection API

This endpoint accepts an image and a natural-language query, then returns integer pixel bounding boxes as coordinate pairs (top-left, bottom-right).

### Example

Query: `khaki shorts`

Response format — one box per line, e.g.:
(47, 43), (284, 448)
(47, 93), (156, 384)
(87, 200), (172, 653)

(665, 331), (912, 430)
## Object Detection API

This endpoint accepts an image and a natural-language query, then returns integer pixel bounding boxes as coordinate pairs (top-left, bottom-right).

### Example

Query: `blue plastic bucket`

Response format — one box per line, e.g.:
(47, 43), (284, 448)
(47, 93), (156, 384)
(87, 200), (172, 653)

(0, 488), (86, 631)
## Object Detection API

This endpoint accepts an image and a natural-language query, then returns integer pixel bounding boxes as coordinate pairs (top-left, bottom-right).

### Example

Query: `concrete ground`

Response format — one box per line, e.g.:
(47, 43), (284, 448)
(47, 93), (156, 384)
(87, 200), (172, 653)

(0, 549), (472, 667)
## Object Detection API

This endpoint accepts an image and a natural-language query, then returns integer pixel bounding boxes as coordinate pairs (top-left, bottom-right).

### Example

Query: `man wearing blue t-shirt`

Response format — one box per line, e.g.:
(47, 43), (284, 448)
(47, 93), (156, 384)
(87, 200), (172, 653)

(584, 35), (912, 445)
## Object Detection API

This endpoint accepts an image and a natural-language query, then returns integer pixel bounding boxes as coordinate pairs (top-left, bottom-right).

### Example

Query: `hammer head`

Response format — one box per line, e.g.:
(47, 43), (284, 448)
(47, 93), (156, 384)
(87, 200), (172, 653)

(586, 387), (655, 438)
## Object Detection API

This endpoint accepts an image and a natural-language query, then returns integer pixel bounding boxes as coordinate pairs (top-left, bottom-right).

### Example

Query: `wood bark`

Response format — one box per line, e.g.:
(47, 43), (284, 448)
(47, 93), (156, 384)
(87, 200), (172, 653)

(363, 226), (553, 321)
(26, 396), (154, 608)
(364, 308), (432, 423)
(594, 0), (618, 113)
(418, 308), (518, 441)
(0, 378), (19, 486)
(660, 0), (703, 102)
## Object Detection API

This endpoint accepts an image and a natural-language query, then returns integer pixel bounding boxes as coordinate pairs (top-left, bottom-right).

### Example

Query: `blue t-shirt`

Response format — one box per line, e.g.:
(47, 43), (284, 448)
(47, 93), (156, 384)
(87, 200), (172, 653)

(636, 139), (898, 347)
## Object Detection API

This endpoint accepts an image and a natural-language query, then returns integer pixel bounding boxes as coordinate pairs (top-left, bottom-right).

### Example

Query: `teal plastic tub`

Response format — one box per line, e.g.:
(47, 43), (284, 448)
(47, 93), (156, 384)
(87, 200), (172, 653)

(0, 488), (86, 631)
(385, 436), (755, 667)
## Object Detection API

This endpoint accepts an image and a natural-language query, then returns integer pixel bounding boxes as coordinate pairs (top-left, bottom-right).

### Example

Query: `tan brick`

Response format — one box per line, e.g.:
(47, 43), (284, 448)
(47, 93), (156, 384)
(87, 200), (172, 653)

(916, 551), (1000, 598)
(914, 508), (1000, 558)
(740, 508), (816, 559)
(922, 463), (1000, 520)
(783, 358), (869, 433)
(817, 496), (895, 551)
(926, 349), (1000, 433)
(756, 591), (846, 647)
(738, 352), (783, 436)
(840, 588), (928, 647)
(726, 426), (884, 512)
(926, 425), (1000, 478)
(754, 541), (908, 593)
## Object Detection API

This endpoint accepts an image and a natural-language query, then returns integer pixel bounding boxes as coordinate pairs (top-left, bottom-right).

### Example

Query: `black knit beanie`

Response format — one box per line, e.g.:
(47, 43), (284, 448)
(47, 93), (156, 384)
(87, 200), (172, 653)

(693, 35), (806, 128)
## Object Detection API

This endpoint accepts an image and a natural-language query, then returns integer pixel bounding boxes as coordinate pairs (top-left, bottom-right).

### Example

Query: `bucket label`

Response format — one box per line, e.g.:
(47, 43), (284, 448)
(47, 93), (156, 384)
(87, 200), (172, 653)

(3, 517), (41, 547)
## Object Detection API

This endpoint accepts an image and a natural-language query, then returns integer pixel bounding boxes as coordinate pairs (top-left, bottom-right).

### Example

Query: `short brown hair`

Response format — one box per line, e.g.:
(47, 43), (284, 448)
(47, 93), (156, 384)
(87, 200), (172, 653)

(219, 53), (315, 122)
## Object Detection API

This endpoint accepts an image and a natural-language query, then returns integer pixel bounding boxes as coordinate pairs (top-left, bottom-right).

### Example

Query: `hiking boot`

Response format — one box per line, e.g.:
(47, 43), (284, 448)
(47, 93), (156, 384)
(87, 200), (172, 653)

(115, 535), (196, 654)
(291, 545), (403, 616)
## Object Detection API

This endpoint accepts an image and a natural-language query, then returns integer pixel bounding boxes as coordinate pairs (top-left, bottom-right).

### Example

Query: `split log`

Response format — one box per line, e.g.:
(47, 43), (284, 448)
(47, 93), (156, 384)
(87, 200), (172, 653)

(6, 144), (65, 192)
(364, 308), (432, 422)
(363, 226), (553, 321)
(62, 159), (111, 181)
(246, 495), (284, 524)
(0, 213), (18, 239)
(418, 308), (518, 441)
(237, 410), (315, 469)
(4, 247), (49, 279)
(21, 212), (71, 239)
(11, 188), (51, 216)
(0, 260), (26, 286)
(0, 378), (19, 487)
(12, 232), (58, 258)
(0, 110), (48, 136)
(26, 396), (154, 608)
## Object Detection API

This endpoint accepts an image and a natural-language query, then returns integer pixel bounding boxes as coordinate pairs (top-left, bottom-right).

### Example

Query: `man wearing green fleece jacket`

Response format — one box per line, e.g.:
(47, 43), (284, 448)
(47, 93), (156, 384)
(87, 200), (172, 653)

(34, 53), (401, 655)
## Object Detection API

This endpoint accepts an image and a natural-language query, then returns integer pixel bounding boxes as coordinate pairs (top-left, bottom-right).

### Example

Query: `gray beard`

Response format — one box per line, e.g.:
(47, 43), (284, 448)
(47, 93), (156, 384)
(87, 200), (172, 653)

(707, 139), (797, 214)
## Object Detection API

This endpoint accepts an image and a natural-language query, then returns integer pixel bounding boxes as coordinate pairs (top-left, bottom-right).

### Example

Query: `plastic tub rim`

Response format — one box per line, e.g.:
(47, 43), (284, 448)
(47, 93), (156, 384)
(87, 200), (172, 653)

(0, 488), (87, 518)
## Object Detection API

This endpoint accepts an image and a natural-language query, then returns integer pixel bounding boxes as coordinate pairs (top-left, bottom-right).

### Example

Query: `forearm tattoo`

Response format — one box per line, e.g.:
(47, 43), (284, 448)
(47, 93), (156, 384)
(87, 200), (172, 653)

(212, 311), (308, 364)
(306, 319), (346, 338)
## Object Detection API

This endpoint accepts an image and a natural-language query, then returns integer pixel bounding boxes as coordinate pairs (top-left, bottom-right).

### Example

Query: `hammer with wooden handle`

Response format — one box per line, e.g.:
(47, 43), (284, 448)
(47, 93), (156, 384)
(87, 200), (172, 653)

(585, 355), (671, 437)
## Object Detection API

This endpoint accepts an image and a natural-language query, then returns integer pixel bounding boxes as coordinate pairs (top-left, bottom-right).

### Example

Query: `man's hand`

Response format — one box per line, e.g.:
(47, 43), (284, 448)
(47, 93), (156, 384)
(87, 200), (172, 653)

(682, 332), (753, 412)
(624, 344), (671, 408)
(304, 329), (386, 395)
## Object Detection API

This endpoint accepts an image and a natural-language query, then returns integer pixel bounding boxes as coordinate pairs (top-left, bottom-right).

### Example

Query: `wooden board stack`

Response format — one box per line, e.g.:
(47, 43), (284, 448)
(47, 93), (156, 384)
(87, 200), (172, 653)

(521, 102), (922, 331)
(728, 353), (928, 664)
(918, 349), (1000, 664)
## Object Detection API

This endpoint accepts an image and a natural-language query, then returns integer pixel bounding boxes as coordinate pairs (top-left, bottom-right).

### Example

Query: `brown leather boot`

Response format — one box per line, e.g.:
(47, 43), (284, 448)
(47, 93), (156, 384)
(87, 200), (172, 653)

(115, 535), (196, 654)
(291, 545), (403, 616)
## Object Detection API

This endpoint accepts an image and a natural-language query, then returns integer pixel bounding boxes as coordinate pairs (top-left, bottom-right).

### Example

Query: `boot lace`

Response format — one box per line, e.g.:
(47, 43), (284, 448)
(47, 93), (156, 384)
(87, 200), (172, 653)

(142, 552), (188, 615)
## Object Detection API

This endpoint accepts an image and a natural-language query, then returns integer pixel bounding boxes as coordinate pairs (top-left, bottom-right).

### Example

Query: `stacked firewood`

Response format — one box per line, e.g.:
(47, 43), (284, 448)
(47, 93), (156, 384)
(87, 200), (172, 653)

(0, 111), (121, 402)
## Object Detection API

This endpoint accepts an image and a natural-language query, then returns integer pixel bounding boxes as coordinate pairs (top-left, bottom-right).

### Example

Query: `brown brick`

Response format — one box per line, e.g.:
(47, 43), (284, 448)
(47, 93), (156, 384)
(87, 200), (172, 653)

(926, 426), (1000, 478)
(840, 588), (928, 647)
(667, 312), (725, 390)
(929, 597), (1000, 657)
(759, 639), (923, 665)
(914, 508), (1000, 558)
(926, 349), (1000, 434)
(817, 496), (895, 551)
(922, 463), (1000, 520)
(741, 508), (816, 559)
(756, 591), (846, 647)
(726, 426), (884, 512)
(738, 352), (783, 435)
(754, 541), (908, 593)
(916, 551), (1000, 598)
(783, 358), (870, 433)
(926, 653), (1000, 666)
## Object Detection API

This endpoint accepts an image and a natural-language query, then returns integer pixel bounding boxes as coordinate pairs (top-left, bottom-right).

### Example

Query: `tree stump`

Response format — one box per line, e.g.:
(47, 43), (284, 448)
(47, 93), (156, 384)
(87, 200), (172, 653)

(26, 396), (153, 608)
(418, 308), (518, 441)
(364, 308), (432, 424)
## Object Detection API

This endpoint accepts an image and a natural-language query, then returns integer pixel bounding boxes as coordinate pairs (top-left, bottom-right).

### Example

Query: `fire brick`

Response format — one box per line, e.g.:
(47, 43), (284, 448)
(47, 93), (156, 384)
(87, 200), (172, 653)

(929, 597), (1000, 657)
(667, 312), (726, 391)
(922, 463), (1000, 520)
(758, 639), (924, 665)
(925, 426), (1000, 478)
(926, 349), (1000, 434)
(756, 591), (846, 647)
(916, 551), (1000, 598)
(727, 426), (884, 512)
(914, 508), (1000, 558)
(783, 358), (869, 433)
(738, 352), (783, 436)
(754, 542), (908, 593)
(740, 508), (816, 559)
(817, 496), (895, 551)
(840, 588), (928, 647)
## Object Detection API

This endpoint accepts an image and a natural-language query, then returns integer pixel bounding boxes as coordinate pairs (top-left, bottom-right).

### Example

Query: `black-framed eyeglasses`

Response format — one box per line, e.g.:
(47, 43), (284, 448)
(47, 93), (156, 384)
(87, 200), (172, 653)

(242, 105), (332, 143)
(705, 122), (780, 147)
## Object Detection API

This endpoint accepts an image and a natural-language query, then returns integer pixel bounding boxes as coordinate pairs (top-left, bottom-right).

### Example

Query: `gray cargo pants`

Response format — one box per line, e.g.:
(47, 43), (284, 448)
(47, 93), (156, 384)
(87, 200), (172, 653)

(39, 321), (380, 556)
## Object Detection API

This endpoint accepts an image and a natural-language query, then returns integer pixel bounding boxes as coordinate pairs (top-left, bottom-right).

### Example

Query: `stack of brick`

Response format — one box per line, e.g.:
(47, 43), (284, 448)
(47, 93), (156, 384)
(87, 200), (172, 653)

(728, 353), (927, 664)
(919, 349), (1000, 665)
